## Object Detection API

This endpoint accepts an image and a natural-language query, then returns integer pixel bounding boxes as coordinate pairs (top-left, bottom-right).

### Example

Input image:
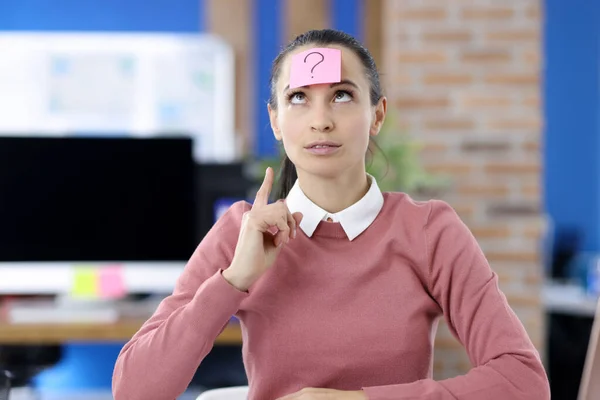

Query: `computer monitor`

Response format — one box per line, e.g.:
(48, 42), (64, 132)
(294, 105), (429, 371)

(195, 162), (254, 239)
(0, 136), (196, 263)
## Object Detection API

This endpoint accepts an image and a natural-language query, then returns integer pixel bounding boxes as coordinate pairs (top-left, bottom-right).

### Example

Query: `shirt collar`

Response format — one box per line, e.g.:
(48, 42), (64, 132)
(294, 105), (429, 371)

(285, 174), (384, 241)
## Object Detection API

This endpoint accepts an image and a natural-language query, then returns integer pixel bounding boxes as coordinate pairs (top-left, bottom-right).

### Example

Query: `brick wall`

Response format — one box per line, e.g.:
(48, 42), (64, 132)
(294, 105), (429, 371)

(381, 0), (544, 379)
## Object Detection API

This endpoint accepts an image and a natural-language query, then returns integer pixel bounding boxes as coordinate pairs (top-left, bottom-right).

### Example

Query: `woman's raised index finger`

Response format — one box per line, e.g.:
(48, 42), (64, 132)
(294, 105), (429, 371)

(253, 167), (273, 208)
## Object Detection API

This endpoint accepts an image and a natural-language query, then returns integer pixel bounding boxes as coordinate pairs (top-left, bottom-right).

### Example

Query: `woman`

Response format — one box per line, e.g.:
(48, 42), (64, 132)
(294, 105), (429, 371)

(112, 29), (550, 400)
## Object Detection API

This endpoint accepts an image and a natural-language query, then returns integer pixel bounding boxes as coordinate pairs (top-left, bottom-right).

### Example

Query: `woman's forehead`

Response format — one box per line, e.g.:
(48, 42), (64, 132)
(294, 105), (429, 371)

(278, 45), (366, 89)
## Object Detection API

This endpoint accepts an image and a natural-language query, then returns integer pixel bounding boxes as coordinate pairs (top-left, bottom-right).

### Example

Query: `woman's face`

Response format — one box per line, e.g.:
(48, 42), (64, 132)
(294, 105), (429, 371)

(268, 45), (386, 180)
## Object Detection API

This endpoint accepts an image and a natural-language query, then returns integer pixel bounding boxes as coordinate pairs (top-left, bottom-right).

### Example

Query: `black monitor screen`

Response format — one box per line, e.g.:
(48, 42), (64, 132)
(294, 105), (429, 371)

(0, 136), (196, 262)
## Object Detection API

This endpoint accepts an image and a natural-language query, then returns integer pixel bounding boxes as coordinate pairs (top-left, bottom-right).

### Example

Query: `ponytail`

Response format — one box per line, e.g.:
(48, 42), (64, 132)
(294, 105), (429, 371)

(273, 155), (297, 200)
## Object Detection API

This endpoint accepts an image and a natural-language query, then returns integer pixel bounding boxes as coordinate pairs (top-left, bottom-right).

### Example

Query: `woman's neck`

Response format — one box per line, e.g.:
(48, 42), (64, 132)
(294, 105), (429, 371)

(295, 169), (370, 213)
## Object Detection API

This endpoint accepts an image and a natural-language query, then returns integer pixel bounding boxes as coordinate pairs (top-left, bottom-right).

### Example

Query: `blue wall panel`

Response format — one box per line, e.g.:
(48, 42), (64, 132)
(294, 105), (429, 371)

(543, 0), (600, 251)
(0, 0), (202, 32)
(253, 0), (283, 158)
(331, 0), (363, 41)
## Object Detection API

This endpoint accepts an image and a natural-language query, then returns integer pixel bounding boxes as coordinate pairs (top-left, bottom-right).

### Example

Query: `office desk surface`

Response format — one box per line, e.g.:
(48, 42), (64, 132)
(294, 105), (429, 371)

(0, 318), (242, 345)
(0, 281), (594, 344)
(543, 281), (599, 317)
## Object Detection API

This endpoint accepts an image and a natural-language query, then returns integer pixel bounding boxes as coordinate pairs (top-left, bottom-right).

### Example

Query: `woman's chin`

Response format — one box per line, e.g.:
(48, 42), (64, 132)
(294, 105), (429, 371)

(298, 164), (349, 180)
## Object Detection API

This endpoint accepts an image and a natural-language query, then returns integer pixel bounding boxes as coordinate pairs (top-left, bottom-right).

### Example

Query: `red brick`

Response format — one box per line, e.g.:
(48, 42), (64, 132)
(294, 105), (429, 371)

(393, 72), (415, 86)
(486, 251), (539, 263)
(485, 73), (539, 86)
(487, 203), (540, 217)
(522, 141), (540, 152)
(396, 95), (450, 109)
(523, 94), (541, 108)
(424, 117), (475, 131)
(422, 29), (473, 43)
(506, 292), (542, 306)
(424, 163), (473, 175)
(461, 6), (515, 20)
(487, 117), (542, 131)
(496, 270), (514, 285)
(461, 49), (512, 64)
(398, 50), (448, 64)
(523, 224), (544, 239)
(457, 184), (510, 198)
(485, 162), (541, 174)
(423, 73), (474, 86)
(397, 119), (412, 131)
(470, 225), (511, 238)
(486, 29), (540, 42)
(526, 5), (542, 19)
(522, 184), (540, 199)
(435, 336), (463, 349)
(458, 93), (513, 109)
(522, 49), (541, 65)
(461, 140), (512, 153)
(525, 272), (542, 285)
(452, 204), (475, 220)
(457, 360), (473, 372)
(397, 7), (448, 21)
(393, 29), (410, 43)
(433, 359), (445, 371)
(420, 142), (450, 154)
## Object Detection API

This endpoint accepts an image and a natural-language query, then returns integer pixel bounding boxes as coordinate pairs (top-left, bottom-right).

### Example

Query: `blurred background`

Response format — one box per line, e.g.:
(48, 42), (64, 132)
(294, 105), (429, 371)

(0, 0), (597, 399)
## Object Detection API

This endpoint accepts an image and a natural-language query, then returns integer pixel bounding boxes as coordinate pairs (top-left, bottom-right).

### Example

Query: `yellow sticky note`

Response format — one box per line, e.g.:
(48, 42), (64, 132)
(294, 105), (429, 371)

(72, 267), (99, 298)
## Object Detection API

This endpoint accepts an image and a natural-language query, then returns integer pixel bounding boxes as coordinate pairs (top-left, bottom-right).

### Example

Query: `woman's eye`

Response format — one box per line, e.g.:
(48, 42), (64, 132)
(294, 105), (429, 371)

(334, 91), (352, 103)
(289, 92), (306, 104)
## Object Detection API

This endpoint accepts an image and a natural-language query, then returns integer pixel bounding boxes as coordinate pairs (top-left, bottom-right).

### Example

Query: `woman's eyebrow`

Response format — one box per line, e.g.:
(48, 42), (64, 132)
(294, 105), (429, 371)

(330, 79), (359, 89)
(283, 79), (359, 93)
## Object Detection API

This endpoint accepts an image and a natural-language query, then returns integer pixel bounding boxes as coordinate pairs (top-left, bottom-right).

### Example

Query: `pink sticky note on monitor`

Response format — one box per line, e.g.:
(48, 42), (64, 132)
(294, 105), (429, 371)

(289, 48), (342, 89)
(99, 265), (126, 299)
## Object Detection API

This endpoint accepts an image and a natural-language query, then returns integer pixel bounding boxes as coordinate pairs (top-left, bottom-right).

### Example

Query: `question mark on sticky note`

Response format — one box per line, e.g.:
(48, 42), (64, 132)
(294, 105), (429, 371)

(304, 51), (325, 79)
(289, 47), (341, 89)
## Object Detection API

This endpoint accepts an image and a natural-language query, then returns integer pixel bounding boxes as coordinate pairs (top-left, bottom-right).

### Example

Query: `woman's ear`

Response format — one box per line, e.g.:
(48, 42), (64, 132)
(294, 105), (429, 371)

(369, 97), (387, 137)
(268, 104), (282, 141)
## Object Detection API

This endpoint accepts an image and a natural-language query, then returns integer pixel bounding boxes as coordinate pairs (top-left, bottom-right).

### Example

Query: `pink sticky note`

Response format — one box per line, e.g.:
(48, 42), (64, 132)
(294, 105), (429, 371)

(99, 265), (126, 299)
(289, 48), (342, 89)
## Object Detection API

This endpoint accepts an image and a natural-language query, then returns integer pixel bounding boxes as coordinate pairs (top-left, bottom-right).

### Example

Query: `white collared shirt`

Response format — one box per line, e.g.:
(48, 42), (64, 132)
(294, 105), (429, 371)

(285, 174), (385, 241)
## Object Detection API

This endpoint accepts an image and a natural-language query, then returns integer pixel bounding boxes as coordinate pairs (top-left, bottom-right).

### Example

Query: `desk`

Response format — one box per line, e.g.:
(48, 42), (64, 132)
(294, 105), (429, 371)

(0, 318), (242, 345)
(542, 281), (599, 317)
(0, 281), (592, 344)
(0, 281), (593, 344)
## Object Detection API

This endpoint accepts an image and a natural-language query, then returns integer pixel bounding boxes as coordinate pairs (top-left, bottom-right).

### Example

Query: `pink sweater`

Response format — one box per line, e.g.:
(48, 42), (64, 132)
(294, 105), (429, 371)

(112, 193), (550, 400)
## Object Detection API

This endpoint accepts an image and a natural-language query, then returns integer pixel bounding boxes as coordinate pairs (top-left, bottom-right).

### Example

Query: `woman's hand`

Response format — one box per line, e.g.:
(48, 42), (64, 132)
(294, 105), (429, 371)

(223, 167), (303, 291)
(276, 388), (367, 400)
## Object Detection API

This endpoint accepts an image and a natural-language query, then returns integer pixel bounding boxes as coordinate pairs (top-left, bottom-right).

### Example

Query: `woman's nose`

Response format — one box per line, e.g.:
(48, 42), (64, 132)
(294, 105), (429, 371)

(310, 107), (334, 133)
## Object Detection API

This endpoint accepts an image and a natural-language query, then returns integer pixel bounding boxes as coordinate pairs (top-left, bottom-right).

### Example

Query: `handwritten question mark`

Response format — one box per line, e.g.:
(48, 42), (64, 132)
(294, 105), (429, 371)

(304, 51), (325, 78)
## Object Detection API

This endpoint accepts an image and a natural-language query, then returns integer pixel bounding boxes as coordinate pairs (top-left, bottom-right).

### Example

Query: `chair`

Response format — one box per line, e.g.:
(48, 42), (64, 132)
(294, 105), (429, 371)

(196, 385), (249, 400)
(0, 369), (12, 400)
(0, 344), (62, 388)
(578, 297), (600, 399)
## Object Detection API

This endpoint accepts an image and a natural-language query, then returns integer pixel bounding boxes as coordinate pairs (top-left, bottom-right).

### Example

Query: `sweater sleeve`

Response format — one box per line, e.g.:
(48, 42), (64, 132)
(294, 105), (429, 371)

(112, 200), (251, 400)
(363, 200), (550, 400)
